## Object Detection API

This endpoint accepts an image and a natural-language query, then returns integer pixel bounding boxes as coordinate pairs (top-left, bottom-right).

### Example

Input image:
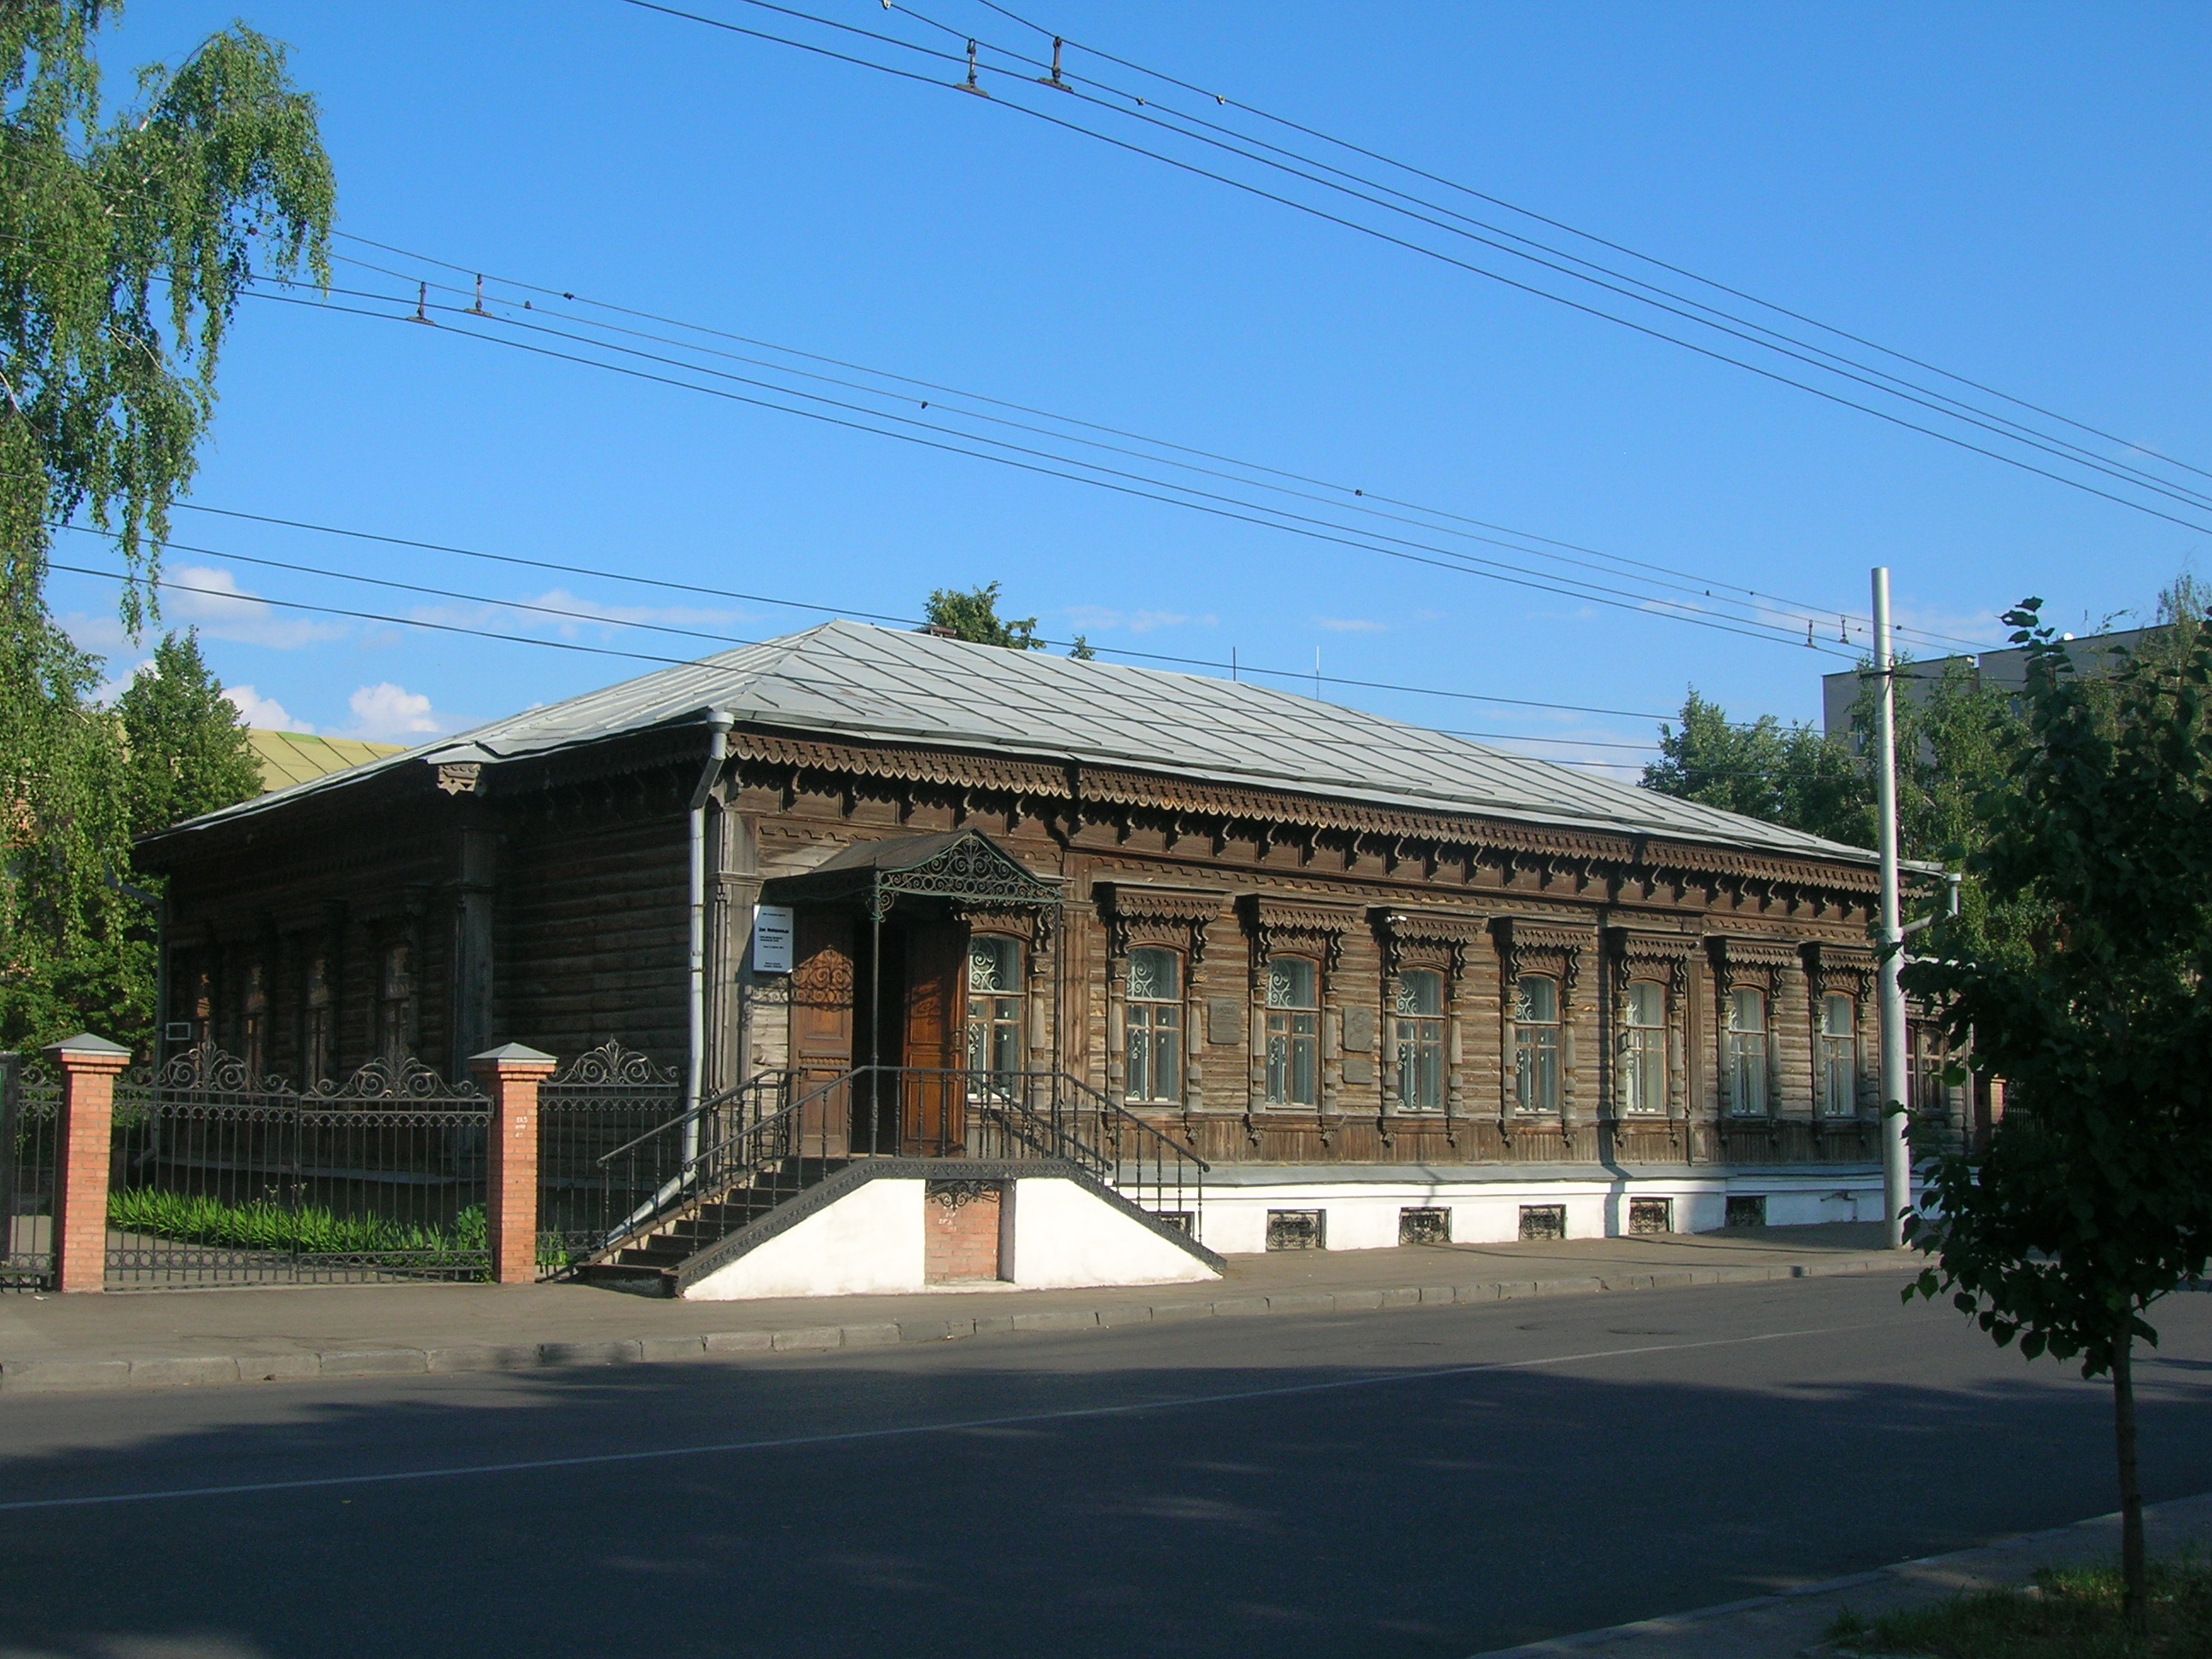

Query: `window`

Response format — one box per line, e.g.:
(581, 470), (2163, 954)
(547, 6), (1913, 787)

(1263, 958), (1319, 1107)
(1819, 992), (1858, 1117)
(1393, 969), (1445, 1112)
(242, 962), (268, 1081)
(966, 935), (1024, 1080)
(1513, 975), (1561, 1114)
(1909, 1023), (1947, 1116)
(1726, 987), (1768, 1115)
(1620, 981), (1667, 1115)
(303, 953), (334, 1084)
(1124, 946), (1182, 1104)
(377, 942), (414, 1061)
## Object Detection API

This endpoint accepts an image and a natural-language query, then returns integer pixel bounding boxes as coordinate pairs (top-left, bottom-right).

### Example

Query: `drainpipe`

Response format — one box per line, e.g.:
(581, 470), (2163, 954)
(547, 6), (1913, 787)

(686, 711), (734, 1161)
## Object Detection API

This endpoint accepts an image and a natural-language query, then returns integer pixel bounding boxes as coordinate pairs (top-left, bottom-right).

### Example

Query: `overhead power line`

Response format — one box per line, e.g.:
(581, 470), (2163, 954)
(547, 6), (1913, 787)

(331, 234), (1983, 657)
(612, 0), (2212, 542)
(77, 509), (1684, 725)
(51, 550), (1670, 769)
(963, 0), (2212, 493)
(254, 280), (1875, 661)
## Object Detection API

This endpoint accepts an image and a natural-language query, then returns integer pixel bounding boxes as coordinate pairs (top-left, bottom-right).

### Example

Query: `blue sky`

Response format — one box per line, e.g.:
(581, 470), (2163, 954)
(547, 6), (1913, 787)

(51, 2), (2212, 774)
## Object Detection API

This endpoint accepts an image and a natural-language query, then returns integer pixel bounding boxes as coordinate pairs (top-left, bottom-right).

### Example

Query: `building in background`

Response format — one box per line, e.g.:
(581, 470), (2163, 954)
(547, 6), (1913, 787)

(245, 730), (405, 795)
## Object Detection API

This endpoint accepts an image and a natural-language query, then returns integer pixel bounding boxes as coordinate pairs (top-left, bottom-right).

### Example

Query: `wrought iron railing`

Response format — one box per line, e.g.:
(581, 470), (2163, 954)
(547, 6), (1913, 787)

(537, 1041), (687, 1273)
(105, 1045), (492, 1289)
(0, 1055), (58, 1291)
(588, 1065), (1208, 1266)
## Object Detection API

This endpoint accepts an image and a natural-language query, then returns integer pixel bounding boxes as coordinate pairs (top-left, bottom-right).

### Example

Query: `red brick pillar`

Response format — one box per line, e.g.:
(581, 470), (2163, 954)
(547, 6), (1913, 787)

(471, 1044), (556, 1285)
(46, 1033), (133, 1295)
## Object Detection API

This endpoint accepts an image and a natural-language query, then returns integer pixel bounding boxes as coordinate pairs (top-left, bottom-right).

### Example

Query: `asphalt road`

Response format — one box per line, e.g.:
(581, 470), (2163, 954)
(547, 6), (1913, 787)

(3, 1275), (2210, 1659)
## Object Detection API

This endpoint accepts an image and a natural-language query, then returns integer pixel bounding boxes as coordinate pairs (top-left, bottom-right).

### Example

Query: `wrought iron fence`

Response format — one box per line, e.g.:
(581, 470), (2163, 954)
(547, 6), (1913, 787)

(536, 1042), (687, 1275)
(590, 1065), (1207, 1266)
(105, 1045), (491, 1289)
(1, 1055), (58, 1291)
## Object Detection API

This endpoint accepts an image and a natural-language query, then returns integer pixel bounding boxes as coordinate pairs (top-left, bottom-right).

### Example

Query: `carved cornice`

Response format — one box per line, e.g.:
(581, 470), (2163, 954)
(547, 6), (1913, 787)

(1608, 928), (1697, 996)
(1493, 916), (1593, 991)
(1096, 882), (1225, 963)
(1801, 940), (1877, 998)
(1375, 907), (1492, 979)
(734, 731), (1069, 797)
(1708, 934), (1802, 989)
(1239, 894), (1358, 971)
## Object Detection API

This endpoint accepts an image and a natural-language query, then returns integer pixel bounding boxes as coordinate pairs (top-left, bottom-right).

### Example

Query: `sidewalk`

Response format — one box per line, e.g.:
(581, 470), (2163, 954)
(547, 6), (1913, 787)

(0, 1222), (1911, 1395)
(1469, 1490), (2212, 1659)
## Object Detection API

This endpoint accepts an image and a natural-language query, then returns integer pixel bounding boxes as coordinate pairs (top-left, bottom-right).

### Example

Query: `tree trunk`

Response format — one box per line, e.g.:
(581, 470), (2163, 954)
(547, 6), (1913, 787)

(2114, 1314), (2147, 1635)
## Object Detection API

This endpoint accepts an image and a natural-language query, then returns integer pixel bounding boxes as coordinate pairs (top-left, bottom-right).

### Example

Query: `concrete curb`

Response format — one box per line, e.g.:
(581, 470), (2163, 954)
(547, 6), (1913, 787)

(1463, 1490), (2212, 1658)
(0, 1251), (1913, 1396)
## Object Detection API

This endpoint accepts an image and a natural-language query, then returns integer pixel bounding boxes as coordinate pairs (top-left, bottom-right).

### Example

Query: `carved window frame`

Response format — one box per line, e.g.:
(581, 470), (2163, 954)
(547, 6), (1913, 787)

(1376, 910), (1487, 1133)
(1803, 944), (1876, 1121)
(1492, 918), (1591, 1123)
(1709, 938), (1796, 1121)
(1606, 934), (1694, 1123)
(1239, 895), (1354, 1123)
(1097, 884), (1220, 1111)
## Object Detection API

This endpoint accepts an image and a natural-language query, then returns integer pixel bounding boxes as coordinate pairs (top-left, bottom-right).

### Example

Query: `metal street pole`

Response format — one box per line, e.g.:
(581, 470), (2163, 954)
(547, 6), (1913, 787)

(1871, 568), (1911, 1248)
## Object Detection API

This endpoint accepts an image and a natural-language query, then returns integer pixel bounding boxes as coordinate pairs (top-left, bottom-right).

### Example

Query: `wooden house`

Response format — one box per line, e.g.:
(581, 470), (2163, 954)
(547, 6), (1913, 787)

(139, 621), (1923, 1269)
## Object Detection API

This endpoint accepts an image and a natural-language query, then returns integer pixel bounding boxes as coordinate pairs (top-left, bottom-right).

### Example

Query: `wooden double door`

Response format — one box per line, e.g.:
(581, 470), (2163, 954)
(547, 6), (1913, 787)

(790, 911), (969, 1156)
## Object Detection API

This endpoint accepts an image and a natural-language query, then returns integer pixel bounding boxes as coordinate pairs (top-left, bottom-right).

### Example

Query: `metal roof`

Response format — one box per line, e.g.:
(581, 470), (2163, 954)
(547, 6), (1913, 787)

(165, 620), (1877, 864)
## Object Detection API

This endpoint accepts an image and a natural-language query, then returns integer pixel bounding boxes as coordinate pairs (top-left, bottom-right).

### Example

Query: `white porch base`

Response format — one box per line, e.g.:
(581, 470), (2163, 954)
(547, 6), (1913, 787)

(681, 1173), (1222, 1301)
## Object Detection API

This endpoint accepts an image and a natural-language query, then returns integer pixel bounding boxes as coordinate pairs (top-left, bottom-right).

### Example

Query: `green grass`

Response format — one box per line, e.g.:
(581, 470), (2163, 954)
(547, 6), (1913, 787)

(1828, 1557), (2212, 1657)
(108, 1187), (487, 1265)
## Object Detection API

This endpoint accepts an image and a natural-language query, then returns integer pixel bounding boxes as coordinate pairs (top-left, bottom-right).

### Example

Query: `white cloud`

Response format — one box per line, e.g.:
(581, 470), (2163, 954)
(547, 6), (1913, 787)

(406, 589), (753, 644)
(1062, 606), (1214, 635)
(224, 684), (310, 732)
(166, 566), (346, 651)
(1315, 616), (1387, 633)
(341, 682), (451, 742)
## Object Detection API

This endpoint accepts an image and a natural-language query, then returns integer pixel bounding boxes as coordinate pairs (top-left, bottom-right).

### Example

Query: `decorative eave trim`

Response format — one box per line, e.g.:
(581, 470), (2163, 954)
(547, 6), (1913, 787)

(1093, 881), (1230, 925)
(1374, 906), (1494, 950)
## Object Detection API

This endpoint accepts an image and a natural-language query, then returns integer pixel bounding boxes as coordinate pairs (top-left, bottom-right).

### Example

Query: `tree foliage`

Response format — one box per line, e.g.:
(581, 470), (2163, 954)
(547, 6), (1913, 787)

(115, 626), (256, 837)
(1902, 598), (2212, 1630)
(1641, 690), (1869, 844)
(0, 4), (329, 1048)
(0, 607), (142, 1046)
(0, 3), (333, 622)
(922, 582), (1043, 651)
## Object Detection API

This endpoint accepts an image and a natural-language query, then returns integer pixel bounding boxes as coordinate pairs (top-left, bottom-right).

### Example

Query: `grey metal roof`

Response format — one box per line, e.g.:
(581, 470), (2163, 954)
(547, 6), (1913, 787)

(165, 620), (1877, 864)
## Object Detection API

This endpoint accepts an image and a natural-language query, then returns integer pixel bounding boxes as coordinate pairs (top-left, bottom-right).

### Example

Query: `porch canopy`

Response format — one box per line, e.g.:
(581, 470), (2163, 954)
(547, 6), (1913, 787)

(760, 828), (1060, 918)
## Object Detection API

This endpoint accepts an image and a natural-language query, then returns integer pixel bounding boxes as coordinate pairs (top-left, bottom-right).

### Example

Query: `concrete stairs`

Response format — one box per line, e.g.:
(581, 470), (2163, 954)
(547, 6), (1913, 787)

(578, 1156), (850, 1297)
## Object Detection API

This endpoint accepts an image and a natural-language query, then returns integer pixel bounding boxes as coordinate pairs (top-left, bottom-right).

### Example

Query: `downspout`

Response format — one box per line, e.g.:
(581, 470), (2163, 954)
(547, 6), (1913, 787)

(686, 712), (735, 1162)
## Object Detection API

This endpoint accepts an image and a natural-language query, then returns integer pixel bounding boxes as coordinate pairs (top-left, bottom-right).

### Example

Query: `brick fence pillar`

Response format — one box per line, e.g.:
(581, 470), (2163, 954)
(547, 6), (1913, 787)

(45, 1033), (133, 1294)
(470, 1044), (556, 1285)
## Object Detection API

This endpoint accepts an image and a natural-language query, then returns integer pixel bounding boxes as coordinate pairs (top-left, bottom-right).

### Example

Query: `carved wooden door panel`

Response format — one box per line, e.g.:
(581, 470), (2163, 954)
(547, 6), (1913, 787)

(900, 920), (967, 1155)
(790, 910), (855, 1080)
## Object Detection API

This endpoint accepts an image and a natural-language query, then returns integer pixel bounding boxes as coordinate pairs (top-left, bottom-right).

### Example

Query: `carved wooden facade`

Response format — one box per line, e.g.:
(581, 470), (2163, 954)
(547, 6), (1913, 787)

(141, 705), (1907, 1177)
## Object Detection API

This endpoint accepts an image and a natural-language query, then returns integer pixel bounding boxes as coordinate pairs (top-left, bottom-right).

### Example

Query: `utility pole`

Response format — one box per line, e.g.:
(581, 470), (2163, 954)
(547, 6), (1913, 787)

(1871, 568), (1911, 1248)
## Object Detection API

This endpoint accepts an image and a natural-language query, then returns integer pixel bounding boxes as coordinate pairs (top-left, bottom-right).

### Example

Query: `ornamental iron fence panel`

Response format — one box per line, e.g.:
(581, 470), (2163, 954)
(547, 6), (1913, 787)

(1, 1056), (58, 1291)
(105, 1045), (491, 1289)
(536, 1041), (688, 1276)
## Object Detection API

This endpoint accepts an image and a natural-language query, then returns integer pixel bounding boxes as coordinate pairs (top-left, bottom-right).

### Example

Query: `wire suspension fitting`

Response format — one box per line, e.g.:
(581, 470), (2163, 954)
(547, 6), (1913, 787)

(410, 282), (434, 326)
(958, 38), (987, 96)
(1038, 36), (1068, 90)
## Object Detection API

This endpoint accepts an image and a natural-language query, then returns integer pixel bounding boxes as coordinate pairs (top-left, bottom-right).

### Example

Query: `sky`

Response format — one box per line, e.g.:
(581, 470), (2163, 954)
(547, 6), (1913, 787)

(47, 1), (2212, 776)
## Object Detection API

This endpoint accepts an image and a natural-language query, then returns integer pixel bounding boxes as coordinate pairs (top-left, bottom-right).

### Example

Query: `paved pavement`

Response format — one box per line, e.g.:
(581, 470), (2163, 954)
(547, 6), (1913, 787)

(0, 1223), (1912, 1394)
(3, 1272), (2209, 1658)
(1472, 1491), (2212, 1657)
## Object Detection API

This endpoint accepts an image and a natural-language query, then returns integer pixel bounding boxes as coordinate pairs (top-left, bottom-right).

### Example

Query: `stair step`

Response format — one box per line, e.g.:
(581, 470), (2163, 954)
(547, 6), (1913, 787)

(577, 1261), (675, 1297)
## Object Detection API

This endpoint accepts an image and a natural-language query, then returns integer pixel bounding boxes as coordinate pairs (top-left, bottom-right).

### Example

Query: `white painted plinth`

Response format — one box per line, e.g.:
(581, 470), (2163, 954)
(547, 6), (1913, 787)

(681, 1173), (1220, 1301)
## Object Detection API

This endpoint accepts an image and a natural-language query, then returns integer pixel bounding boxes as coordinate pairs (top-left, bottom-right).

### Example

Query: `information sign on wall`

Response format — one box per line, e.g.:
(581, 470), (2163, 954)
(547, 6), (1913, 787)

(752, 904), (795, 974)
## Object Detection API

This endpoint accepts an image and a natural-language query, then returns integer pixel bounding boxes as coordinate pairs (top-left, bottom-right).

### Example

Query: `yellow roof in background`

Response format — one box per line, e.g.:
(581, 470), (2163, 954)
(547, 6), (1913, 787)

(247, 730), (407, 794)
